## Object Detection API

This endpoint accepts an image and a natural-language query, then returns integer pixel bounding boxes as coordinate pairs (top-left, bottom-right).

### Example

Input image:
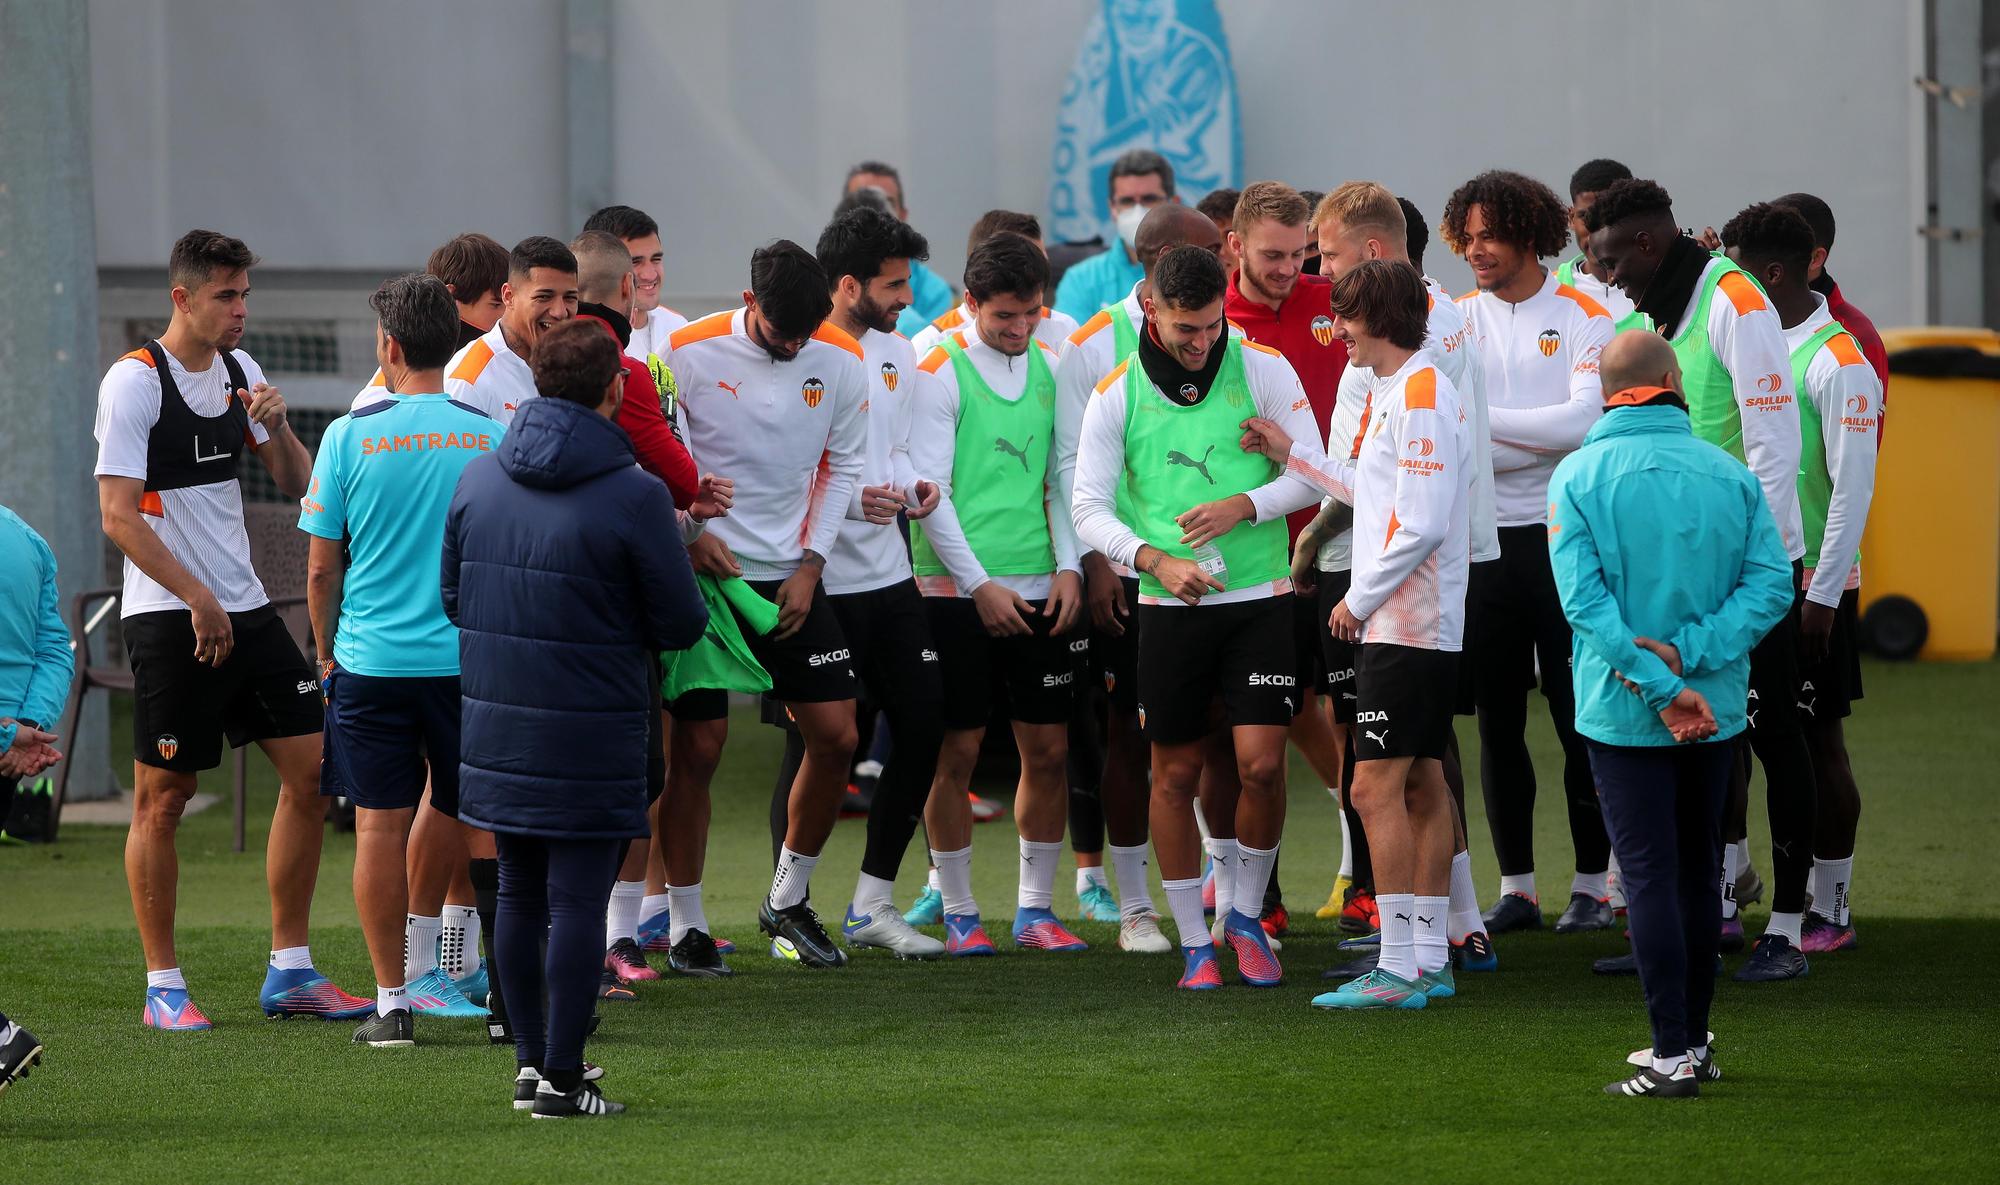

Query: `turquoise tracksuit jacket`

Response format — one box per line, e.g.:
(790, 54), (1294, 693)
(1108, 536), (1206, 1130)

(1546, 402), (1792, 748)
(0, 505), (74, 754)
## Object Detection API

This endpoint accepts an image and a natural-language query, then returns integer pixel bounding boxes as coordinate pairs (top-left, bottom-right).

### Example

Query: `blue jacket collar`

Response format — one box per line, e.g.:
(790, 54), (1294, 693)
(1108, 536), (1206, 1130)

(1584, 403), (1691, 445)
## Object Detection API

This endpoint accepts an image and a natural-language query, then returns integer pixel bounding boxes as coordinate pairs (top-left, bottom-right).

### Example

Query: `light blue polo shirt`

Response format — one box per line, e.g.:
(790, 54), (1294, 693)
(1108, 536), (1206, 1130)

(298, 392), (503, 677)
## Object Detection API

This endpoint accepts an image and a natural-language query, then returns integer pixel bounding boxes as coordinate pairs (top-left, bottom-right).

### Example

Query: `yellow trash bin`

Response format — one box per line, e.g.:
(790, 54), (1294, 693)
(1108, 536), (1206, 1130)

(1857, 328), (2000, 661)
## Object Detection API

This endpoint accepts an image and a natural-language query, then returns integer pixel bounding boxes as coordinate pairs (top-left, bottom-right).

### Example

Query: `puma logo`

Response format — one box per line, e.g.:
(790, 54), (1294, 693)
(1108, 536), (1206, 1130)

(994, 434), (1034, 472)
(1393, 912), (1410, 923)
(1167, 443), (1217, 484)
(1417, 914), (1435, 927)
(717, 380), (742, 399)
(1364, 728), (1390, 748)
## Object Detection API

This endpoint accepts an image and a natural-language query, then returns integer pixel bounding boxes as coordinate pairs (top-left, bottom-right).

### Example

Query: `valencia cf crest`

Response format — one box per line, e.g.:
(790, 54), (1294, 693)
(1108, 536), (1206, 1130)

(881, 362), (899, 392)
(1179, 382), (1199, 401)
(1538, 329), (1561, 357)
(156, 734), (180, 762)
(802, 377), (825, 408)
(1311, 314), (1336, 347)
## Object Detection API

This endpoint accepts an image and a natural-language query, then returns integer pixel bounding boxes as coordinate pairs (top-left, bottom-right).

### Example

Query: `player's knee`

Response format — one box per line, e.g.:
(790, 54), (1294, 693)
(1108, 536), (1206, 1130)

(804, 717), (858, 764)
(133, 776), (198, 827)
(1236, 751), (1285, 796)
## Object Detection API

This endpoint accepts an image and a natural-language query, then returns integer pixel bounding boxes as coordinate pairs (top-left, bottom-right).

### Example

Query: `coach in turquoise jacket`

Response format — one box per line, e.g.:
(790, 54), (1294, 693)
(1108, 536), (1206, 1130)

(0, 505), (73, 789)
(1544, 331), (1791, 1100)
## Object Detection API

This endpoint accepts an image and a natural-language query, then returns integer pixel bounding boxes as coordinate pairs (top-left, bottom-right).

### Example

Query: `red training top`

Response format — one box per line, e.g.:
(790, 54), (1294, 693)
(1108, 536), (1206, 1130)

(1224, 271), (1347, 538)
(576, 313), (699, 508)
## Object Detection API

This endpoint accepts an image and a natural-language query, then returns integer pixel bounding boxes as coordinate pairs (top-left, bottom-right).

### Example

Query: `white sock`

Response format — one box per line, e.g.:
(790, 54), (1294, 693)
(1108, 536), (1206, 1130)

(1571, 870), (1609, 900)
(268, 945), (312, 971)
(1234, 841), (1278, 921)
(376, 984), (407, 1018)
(1076, 865), (1109, 895)
(852, 871), (897, 916)
(1018, 838), (1062, 910)
(404, 914), (442, 983)
(769, 845), (819, 910)
(1499, 873), (1536, 902)
(1448, 850), (1484, 943)
(1766, 911), (1803, 947)
(927, 866), (942, 892)
(1377, 893), (1417, 980)
(1334, 796), (1354, 878)
(931, 846), (977, 916)
(1691, 1040), (1711, 1062)
(1651, 1053), (1692, 1076)
(1109, 843), (1156, 919)
(667, 883), (707, 944)
(1811, 856), (1854, 925)
(1720, 843), (1741, 919)
(1204, 837), (1240, 918)
(640, 892), (672, 924)
(605, 880), (644, 947)
(146, 967), (187, 991)
(1413, 895), (1450, 974)
(1163, 876), (1211, 949)
(441, 904), (480, 978)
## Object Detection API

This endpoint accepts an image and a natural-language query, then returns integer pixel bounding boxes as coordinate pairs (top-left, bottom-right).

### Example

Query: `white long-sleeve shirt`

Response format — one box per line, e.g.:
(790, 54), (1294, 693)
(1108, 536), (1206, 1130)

(1786, 295), (1880, 607)
(442, 323), (536, 425)
(909, 331), (1079, 599)
(1319, 281), (1500, 570)
(663, 308), (866, 581)
(1670, 255), (1806, 561)
(1054, 283), (1148, 519)
(909, 299), (1078, 362)
(1282, 350), (1471, 651)
(1458, 271), (1612, 526)
(824, 327), (921, 596)
(1072, 341), (1324, 606)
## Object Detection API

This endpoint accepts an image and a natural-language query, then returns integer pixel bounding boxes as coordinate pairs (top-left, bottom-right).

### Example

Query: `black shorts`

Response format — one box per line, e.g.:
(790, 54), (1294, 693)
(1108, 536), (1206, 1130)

(1353, 643), (1459, 761)
(927, 594), (1079, 730)
(831, 579), (945, 715)
(665, 577), (858, 722)
(1315, 569), (1359, 724)
(323, 671), (461, 814)
(1292, 589), (1332, 697)
(1796, 586), (1864, 724)
(1136, 596), (1298, 745)
(1746, 569), (1807, 739)
(1092, 577), (1142, 714)
(125, 606), (322, 771)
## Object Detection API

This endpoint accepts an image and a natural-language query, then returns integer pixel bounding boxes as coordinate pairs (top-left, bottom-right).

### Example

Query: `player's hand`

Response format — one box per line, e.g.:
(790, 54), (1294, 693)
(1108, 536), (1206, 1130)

(1694, 226), (1723, 252)
(905, 479), (941, 521)
(243, 382), (289, 431)
(190, 590), (234, 667)
(1151, 555), (1224, 607)
(860, 484), (905, 526)
(687, 531), (741, 578)
(1328, 598), (1363, 643)
(972, 581), (1035, 638)
(1634, 636), (1684, 676)
(690, 473), (734, 522)
(1238, 416), (1295, 462)
(1660, 687), (1717, 743)
(773, 559), (822, 640)
(1798, 601), (1835, 666)
(1290, 530), (1322, 596)
(1083, 552), (1129, 635)
(1176, 494), (1252, 549)
(1046, 569), (1084, 635)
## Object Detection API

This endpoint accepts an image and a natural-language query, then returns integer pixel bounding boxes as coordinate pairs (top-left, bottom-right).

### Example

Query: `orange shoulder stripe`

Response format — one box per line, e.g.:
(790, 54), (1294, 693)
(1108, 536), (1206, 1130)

(1242, 340), (1282, 358)
(1717, 271), (1768, 316)
(918, 344), (953, 375)
(812, 321), (865, 361)
(669, 310), (736, 351)
(1069, 309), (1113, 347)
(1825, 332), (1866, 368)
(118, 347), (157, 367)
(1553, 283), (1611, 320)
(447, 340), (495, 384)
(929, 306), (967, 332)
(1094, 358), (1132, 395)
(1404, 367), (1438, 410)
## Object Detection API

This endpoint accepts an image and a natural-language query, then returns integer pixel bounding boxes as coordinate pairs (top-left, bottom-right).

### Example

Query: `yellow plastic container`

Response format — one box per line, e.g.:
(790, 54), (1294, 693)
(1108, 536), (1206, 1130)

(1857, 327), (2000, 661)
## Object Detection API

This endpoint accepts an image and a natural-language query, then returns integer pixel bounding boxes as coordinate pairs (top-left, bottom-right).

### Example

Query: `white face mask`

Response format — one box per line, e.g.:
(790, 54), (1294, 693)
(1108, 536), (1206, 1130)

(1115, 204), (1148, 254)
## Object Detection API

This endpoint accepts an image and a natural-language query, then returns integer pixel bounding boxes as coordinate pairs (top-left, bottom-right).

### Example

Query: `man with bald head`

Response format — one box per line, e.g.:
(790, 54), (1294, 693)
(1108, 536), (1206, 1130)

(1044, 201), (1224, 948)
(1546, 328), (1792, 1097)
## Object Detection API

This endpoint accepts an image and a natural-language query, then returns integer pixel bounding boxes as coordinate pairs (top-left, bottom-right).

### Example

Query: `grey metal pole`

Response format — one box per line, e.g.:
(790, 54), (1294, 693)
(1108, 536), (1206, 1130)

(0, 1), (109, 801)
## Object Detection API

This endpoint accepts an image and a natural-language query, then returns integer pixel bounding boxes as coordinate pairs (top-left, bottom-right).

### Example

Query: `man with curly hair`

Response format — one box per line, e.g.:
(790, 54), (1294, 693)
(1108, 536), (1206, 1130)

(1585, 179), (1814, 983)
(1440, 170), (1616, 938)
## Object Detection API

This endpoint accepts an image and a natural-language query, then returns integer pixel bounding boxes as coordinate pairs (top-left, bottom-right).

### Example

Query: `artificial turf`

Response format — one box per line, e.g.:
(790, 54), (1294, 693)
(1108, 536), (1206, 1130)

(1, 658), (1994, 1182)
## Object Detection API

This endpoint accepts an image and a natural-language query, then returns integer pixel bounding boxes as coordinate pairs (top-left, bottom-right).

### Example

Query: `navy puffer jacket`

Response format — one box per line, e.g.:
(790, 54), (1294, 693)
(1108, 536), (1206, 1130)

(442, 396), (705, 839)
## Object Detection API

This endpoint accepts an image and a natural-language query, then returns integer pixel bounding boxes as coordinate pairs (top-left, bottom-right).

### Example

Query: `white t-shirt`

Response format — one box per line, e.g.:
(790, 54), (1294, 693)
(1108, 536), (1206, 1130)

(626, 305), (689, 364)
(93, 346), (273, 617)
(442, 323), (536, 426)
(824, 328), (921, 596)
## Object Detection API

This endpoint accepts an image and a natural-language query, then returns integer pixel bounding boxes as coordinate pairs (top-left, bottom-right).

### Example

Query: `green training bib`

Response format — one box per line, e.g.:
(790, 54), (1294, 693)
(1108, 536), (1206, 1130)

(1790, 320), (1858, 573)
(911, 337), (1057, 579)
(1671, 257), (1762, 461)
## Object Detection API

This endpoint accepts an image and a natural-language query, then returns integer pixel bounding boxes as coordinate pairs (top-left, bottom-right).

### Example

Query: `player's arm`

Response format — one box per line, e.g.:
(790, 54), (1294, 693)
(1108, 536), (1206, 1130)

(1486, 315), (1609, 452)
(296, 430), (349, 671)
(1806, 357), (1879, 609)
(1546, 466), (1681, 708)
(1070, 382), (1146, 568)
(617, 363), (699, 508)
(1666, 473), (1795, 676)
(1343, 402), (1453, 622)
(1241, 356), (1338, 520)
(237, 358), (312, 500)
(304, 536), (345, 674)
(1717, 297), (1803, 556)
(98, 476), (238, 665)
(804, 354), (868, 561)
(907, 365), (991, 593)
(1051, 337), (1103, 518)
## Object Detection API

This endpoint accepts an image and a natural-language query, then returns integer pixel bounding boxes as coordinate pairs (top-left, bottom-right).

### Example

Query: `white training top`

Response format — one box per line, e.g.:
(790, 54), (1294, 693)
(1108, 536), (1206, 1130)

(1319, 279), (1500, 570)
(663, 308), (867, 581)
(93, 346), (273, 616)
(442, 323), (536, 426)
(1071, 340), (1324, 607)
(1568, 262), (1639, 326)
(1786, 294), (1880, 607)
(908, 331), (1079, 599)
(909, 299), (1079, 362)
(823, 327), (922, 597)
(1282, 350), (1471, 651)
(1671, 254), (1807, 561)
(625, 305), (689, 364)
(1458, 270), (1613, 527)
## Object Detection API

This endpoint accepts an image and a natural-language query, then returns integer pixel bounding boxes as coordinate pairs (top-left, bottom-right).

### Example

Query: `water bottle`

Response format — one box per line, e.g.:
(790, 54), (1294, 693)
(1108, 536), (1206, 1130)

(1193, 542), (1227, 587)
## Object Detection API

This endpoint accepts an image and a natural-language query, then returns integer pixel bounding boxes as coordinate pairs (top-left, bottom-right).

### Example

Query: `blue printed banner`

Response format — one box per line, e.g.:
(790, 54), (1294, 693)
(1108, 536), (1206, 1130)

(1048, 0), (1242, 244)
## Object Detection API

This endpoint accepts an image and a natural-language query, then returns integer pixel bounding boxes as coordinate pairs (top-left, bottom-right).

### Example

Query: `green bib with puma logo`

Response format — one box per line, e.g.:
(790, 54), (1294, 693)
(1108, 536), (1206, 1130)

(1120, 338), (1288, 599)
(911, 335), (1057, 579)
